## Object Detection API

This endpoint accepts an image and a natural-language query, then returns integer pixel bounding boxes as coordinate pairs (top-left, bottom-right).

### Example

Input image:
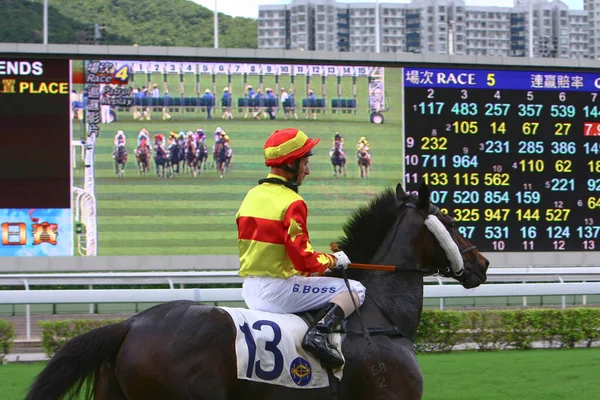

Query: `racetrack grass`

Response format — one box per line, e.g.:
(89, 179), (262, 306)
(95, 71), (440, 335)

(2, 349), (599, 399)
(72, 65), (405, 256)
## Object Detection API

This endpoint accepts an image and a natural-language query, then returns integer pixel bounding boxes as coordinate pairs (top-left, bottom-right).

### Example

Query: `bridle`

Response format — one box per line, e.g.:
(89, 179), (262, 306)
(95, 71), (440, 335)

(339, 198), (481, 343)
(369, 199), (479, 281)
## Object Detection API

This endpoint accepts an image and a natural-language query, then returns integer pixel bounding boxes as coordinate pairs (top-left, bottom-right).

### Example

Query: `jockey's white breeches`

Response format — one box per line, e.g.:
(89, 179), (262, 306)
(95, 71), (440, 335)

(242, 275), (366, 314)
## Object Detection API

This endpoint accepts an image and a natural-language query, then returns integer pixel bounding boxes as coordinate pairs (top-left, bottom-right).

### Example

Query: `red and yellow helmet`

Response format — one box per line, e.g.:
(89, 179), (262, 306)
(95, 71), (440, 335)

(264, 128), (319, 167)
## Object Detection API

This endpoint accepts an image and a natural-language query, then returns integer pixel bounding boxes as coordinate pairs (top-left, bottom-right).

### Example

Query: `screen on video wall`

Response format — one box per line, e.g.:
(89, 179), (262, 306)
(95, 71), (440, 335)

(0, 57), (401, 257)
(1, 56), (599, 257)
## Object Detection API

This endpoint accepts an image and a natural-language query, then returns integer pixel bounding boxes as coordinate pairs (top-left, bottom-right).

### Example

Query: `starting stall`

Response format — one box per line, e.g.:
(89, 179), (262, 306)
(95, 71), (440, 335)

(109, 61), (384, 123)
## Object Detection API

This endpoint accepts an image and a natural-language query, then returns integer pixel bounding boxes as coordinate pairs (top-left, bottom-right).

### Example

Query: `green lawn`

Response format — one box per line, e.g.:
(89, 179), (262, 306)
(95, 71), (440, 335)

(2, 349), (599, 399)
(72, 65), (405, 256)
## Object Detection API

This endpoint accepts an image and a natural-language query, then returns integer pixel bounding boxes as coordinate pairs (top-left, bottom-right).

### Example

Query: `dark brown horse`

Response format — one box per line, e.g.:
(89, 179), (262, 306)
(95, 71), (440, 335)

(135, 141), (150, 176)
(330, 141), (347, 177)
(357, 148), (370, 179)
(26, 182), (489, 400)
(113, 144), (128, 179)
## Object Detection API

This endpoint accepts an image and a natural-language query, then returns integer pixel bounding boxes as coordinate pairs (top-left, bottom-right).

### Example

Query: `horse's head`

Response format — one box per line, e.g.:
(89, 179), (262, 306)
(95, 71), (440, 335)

(336, 182), (488, 289)
(396, 182), (489, 288)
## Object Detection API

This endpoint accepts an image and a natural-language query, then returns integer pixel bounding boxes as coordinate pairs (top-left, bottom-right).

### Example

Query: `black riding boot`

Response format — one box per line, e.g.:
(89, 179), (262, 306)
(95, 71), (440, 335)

(301, 302), (346, 368)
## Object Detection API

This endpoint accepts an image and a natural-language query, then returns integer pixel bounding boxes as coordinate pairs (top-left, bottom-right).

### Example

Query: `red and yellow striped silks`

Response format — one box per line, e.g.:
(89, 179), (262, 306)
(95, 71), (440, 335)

(236, 174), (336, 278)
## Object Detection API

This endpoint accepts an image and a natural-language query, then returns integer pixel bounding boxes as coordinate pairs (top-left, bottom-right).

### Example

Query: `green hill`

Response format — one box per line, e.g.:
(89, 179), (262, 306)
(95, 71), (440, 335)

(0, 0), (257, 48)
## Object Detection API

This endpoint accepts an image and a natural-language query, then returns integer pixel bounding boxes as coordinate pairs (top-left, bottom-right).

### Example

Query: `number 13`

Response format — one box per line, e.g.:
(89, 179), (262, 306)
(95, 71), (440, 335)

(240, 320), (284, 381)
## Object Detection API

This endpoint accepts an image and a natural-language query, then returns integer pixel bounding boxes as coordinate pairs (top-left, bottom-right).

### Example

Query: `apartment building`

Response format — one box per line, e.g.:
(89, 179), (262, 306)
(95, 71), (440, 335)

(584, 0), (600, 58)
(258, 0), (592, 58)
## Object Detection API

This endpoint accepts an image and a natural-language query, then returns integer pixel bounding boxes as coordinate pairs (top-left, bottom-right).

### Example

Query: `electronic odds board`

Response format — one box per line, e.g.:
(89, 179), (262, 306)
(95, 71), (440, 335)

(403, 67), (600, 252)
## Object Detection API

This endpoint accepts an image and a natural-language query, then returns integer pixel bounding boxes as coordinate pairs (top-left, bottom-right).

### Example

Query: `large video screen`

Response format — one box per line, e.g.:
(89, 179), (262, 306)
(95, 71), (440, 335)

(4, 56), (597, 258)
(0, 57), (402, 256)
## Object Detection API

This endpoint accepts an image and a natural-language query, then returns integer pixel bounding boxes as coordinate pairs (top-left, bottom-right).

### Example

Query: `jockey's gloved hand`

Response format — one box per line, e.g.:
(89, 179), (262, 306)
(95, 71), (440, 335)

(331, 251), (351, 270)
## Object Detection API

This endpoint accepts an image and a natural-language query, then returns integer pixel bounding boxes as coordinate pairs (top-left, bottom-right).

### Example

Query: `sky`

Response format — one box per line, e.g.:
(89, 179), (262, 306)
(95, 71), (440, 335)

(191, 0), (584, 19)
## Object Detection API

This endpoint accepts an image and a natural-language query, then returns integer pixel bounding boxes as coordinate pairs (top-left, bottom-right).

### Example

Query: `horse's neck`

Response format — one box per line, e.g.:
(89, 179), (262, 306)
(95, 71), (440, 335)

(360, 271), (423, 339)
(351, 227), (424, 340)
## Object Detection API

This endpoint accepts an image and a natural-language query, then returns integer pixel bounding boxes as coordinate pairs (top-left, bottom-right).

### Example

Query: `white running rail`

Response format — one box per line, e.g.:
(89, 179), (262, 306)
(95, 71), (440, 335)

(72, 127), (98, 256)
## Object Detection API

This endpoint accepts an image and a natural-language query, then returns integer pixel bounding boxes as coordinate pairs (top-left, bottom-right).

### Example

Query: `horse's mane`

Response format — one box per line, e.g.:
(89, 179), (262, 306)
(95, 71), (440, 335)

(336, 188), (411, 263)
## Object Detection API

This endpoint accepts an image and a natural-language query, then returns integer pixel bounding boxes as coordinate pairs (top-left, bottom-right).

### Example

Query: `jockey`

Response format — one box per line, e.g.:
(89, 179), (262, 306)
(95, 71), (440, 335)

(137, 129), (150, 148)
(214, 126), (224, 142)
(236, 128), (365, 368)
(330, 132), (345, 158)
(154, 133), (166, 148)
(196, 128), (206, 143)
(356, 136), (370, 152)
(113, 130), (126, 147)
(333, 132), (344, 149)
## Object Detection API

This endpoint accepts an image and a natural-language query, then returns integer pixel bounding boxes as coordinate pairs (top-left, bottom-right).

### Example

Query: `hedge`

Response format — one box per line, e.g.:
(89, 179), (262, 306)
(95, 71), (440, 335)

(0, 319), (15, 364)
(38, 309), (600, 357)
(416, 308), (600, 353)
(39, 319), (125, 357)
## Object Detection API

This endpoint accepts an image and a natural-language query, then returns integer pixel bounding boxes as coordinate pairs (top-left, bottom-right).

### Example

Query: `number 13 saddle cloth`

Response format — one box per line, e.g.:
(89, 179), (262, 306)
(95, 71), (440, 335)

(220, 307), (344, 389)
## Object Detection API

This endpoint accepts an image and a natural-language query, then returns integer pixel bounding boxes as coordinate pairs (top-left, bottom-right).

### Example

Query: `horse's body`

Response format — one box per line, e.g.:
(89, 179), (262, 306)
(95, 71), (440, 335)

(154, 144), (169, 179)
(113, 145), (128, 178)
(357, 149), (370, 179)
(26, 183), (489, 400)
(185, 139), (198, 177)
(196, 142), (209, 172)
(168, 141), (182, 175)
(135, 143), (150, 176)
(216, 142), (232, 178)
(330, 142), (346, 177)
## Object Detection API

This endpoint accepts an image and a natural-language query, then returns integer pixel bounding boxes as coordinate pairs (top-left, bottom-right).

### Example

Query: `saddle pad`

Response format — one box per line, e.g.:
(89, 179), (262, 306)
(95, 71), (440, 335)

(220, 307), (344, 389)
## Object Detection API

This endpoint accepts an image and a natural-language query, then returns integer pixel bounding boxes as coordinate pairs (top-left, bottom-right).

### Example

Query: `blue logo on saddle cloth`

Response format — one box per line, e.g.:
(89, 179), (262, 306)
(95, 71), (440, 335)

(220, 306), (344, 389)
(289, 357), (312, 386)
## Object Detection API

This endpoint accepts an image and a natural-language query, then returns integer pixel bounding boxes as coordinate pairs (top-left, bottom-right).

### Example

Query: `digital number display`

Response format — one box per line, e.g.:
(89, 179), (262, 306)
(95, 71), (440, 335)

(403, 67), (600, 252)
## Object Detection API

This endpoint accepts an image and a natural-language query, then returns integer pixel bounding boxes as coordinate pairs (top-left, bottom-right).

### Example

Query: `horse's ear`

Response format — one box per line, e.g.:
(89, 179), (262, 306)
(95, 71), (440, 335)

(417, 181), (430, 210)
(395, 183), (406, 199)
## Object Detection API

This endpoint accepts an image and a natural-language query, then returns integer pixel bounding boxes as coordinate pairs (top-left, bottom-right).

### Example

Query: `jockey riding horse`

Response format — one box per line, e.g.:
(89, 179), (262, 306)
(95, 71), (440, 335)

(184, 135), (199, 177)
(153, 134), (169, 179)
(136, 137), (151, 176)
(329, 135), (346, 177)
(357, 143), (370, 179)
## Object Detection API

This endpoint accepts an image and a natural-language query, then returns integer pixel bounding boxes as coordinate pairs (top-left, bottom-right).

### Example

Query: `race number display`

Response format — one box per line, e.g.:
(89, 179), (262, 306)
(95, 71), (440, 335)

(247, 64), (260, 74)
(214, 63), (229, 74)
(403, 67), (600, 252)
(293, 65), (307, 76)
(278, 65), (292, 75)
(339, 66), (354, 76)
(166, 62), (179, 74)
(308, 65), (322, 76)
(323, 65), (338, 76)
(263, 65), (277, 75)
(199, 63), (213, 74)
(149, 62), (164, 73)
(355, 66), (369, 76)
(131, 62), (146, 74)
(230, 64), (245, 74)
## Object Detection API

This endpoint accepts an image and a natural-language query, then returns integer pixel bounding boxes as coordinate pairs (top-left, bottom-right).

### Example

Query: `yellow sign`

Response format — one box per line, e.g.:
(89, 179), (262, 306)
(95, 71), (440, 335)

(32, 222), (59, 245)
(18, 81), (68, 94)
(1, 223), (27, 245)
(1, 79), (16, 93)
